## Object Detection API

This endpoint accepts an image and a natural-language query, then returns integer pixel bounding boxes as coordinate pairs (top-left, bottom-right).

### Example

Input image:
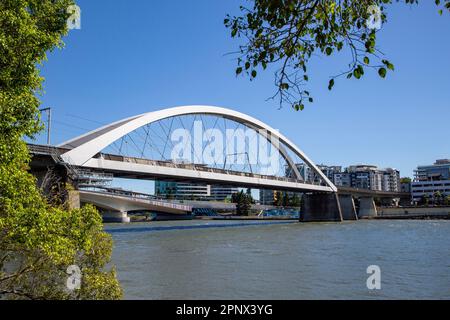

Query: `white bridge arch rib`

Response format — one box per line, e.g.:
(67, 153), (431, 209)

(58, 105), (337, 193)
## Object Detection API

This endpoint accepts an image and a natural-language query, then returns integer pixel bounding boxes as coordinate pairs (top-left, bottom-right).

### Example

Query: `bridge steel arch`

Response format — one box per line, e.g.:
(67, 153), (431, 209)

(59, 105), (337, 193)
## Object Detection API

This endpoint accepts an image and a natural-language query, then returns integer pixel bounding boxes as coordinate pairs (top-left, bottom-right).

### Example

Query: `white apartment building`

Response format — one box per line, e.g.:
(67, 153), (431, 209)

(411, 159), (450, 202)
(333, 164), (400, 192)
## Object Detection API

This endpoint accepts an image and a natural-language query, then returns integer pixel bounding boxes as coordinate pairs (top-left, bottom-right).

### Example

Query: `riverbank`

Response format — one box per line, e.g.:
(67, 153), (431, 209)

(127, 214), (299, 222)
(373, 206), (450, 220)
(125, 206), (450, 223)
(195, 215), (298, 221)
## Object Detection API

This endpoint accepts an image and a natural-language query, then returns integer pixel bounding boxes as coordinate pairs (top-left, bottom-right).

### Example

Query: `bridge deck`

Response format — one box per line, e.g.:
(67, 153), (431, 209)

(28, 144), (408, 197)
(337, 186), (409, 198)
(27, 143), (334, 193)
(79, 190), (192, 214)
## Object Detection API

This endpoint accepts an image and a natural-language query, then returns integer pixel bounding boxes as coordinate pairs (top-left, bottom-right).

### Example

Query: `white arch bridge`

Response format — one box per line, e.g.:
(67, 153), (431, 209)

(30, 105), (392, 222)
(58, 105), (336, 194)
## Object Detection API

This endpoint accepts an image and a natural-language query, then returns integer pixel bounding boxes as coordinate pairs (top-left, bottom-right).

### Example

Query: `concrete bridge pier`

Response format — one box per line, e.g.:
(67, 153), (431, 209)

(301, 193), (343, 222)
(338, 195), (358, 220)
(358, 196), (378, 218)
(102, 210), (131, 223)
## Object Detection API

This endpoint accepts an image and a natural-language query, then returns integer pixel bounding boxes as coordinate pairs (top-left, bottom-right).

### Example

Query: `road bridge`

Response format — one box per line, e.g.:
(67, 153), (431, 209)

(27, 105), (406, 222)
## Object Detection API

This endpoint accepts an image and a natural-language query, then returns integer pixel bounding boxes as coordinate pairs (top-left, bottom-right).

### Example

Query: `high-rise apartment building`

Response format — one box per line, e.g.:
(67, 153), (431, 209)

(332, 164), (400, 192)
(411, 159), (450, 202)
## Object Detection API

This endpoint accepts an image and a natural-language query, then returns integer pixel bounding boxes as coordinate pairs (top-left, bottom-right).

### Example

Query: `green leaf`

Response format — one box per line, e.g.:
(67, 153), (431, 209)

(378, 67), (387, 78)
(236, 67), (243, 75)
(358, 65), (364, 76)
(251, 70), (257, 78)
(328, 78), (335, 90)
(363, 57), (370, 65)
(325, 47), (333, 56)
(0, 0), (123, 300)
(293, 103), (305, 111)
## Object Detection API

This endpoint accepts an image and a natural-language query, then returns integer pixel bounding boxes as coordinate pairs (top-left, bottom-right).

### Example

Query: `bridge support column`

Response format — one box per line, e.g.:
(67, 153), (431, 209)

(301, 193), (343, 222)
(102, 211), (131, 223)
(338, 195), (358, 221)
(358, 197), (378, 218)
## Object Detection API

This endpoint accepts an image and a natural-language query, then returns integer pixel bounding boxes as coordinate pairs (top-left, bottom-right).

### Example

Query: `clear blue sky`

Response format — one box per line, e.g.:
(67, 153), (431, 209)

(35, 0), (449, 191)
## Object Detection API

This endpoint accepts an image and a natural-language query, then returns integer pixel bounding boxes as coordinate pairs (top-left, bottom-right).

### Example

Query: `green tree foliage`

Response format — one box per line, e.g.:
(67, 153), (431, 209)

(274, 190), (283, 206)
(400, 177), (412, 184)
(231, 190), (253, 216)
(419, 195), (429, 206)
(274, 191), (301, 207)
(290, 193), (301, 207)
(225, 0), (449, 110)
(282, 193), (290, 207)
(0, 0), (122, 299)
(445, 195), (450, 206)
(433, 191), (444, 205)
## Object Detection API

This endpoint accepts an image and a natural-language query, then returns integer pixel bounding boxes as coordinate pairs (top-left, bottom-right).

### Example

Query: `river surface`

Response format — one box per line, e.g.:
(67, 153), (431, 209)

(105, 220), (450, 299)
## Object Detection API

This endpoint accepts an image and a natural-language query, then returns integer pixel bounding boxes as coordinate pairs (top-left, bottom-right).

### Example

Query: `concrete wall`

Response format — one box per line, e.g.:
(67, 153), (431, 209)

(378, 206), (450, 217)
(339, 195), (358, 220)
(358, 197), (377, 218)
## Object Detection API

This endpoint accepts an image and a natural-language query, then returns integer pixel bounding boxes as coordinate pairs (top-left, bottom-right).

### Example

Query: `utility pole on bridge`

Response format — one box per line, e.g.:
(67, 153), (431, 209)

(39, 107), (52, 145)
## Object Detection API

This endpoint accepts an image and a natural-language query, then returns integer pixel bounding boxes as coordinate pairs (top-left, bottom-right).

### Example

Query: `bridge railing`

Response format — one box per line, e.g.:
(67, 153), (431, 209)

(27, 144), (70, 155)
(27, 143), (328, 188)
(97, 153), (327, 187)
(80, 188), (192, 211)
(76, 170), (114, 180)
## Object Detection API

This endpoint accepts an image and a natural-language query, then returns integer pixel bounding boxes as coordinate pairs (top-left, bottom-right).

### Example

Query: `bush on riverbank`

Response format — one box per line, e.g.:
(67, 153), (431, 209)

(0, 0), (121, 299)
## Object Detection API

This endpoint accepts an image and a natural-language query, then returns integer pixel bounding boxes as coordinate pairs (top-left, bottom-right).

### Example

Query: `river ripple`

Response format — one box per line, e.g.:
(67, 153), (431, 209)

(105, 220), (450, 299)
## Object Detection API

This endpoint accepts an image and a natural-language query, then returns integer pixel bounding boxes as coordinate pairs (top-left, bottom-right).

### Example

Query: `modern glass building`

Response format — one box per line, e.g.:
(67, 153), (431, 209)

(210, 185), (239, 201)
(155, 181), (238, 201)
(155, 181), (210, 199)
